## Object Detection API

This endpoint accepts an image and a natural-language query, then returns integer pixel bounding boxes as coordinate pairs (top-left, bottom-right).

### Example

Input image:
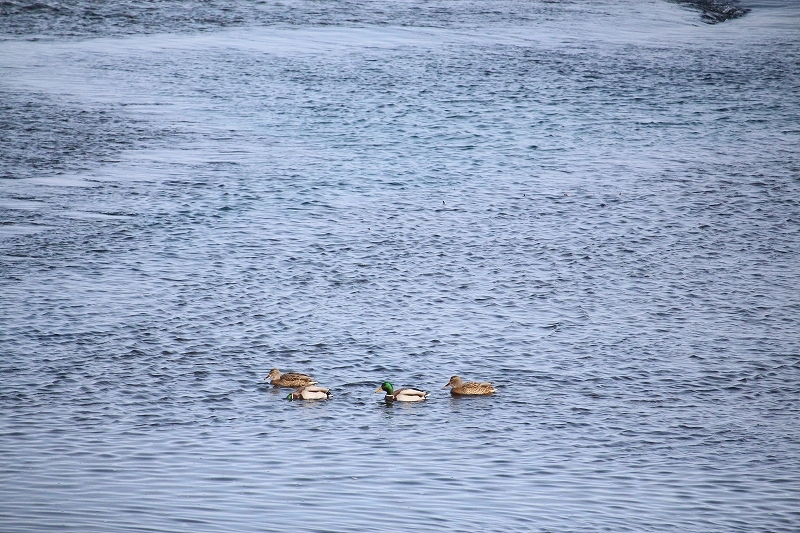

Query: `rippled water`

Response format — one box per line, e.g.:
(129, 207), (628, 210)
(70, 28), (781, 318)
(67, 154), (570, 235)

(2, 1), (800, 531)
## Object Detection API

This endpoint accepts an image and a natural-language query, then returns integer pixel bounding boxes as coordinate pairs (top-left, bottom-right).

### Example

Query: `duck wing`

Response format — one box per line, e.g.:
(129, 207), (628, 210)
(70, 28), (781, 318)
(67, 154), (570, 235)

(297, 386), (330, 400)
(394, 388), (429, 399)
(300, 385), (329, 394)
(282, 372), (313, 381)
(276, 373), (317, 386)
(454, 382), (496, 395)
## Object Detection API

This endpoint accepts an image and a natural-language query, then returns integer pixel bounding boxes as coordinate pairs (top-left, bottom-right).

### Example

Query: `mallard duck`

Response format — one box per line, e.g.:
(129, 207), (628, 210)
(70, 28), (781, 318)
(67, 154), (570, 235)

(286, 385), (331, 401)
(376, 381), (429, 402)
(265, 368), (316, 388)
(444, 375), (496, 396)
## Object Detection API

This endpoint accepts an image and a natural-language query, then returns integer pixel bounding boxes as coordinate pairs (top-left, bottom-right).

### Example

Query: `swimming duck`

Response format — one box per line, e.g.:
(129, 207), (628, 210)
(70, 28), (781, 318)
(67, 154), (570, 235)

(444, 375), (496, 396)
(286, 385), (331, 401)
(265, 368), (316, 388)
(376, 381), (429, 402)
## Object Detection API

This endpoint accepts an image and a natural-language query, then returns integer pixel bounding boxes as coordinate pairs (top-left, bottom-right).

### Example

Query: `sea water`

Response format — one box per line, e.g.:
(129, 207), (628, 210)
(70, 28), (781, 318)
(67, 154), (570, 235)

(1, 1), (799, 531)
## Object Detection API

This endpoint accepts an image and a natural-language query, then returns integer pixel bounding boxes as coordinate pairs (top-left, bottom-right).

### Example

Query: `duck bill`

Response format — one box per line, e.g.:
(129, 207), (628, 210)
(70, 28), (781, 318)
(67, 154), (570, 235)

(375, 387), (383, 393)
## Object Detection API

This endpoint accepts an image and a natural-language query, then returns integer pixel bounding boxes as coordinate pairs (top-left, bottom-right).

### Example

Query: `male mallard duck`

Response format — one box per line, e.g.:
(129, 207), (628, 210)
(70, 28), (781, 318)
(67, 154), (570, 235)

(265, 368), (316, 388)
(376, 381), (429, 402)
(286, 385), (331, 401)
(444, 375), (496, 396)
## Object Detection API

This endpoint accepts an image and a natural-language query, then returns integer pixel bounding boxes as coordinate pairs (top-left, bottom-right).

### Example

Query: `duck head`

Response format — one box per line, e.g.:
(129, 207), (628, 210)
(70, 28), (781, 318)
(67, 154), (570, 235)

(375, 381), (394, 394)
(444, 376), (463, 388)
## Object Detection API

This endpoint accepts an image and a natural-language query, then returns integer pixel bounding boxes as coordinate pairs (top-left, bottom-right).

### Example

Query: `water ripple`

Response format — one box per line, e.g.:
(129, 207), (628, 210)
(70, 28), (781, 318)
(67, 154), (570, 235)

(2, 1), (800, 532)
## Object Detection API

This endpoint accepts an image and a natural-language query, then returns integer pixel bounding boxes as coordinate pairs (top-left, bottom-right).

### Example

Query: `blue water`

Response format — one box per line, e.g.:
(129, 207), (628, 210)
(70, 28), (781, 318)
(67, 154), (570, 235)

(2, 1), (800, 531)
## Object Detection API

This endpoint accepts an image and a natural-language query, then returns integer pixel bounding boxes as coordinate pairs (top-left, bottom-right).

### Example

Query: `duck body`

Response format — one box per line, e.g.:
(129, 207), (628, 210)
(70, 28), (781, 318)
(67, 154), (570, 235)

(444, 375), (496, 396)
(286, 385), (331, 401)
(265, 368), (316, 388)
(376, 381), (428, 402)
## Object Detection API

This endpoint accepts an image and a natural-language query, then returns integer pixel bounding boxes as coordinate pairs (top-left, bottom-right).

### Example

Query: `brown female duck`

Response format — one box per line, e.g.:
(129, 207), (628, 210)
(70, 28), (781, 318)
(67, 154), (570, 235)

(444, 375), (496, 396)
(265, 368), (316, 388)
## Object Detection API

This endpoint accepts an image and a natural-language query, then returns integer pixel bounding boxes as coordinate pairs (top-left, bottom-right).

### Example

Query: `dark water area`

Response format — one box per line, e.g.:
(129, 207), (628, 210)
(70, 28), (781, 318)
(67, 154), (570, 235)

(671, 0), (750, 23)
(0, 0), (755, 37)
(2, 1), (800, 531)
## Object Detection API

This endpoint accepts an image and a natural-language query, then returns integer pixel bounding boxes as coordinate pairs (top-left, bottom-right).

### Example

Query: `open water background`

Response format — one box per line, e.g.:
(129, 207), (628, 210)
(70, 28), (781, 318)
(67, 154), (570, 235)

(2, 1), (800, 531)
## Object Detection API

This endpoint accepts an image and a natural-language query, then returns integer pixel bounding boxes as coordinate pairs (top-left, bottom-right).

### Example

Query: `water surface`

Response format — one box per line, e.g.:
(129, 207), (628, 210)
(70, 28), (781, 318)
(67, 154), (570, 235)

(1, 1), (800, 531)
